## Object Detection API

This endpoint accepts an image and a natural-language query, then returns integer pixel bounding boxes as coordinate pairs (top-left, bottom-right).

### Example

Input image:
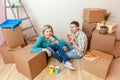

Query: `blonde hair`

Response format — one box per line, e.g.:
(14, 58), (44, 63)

(42, 24), (54, 35)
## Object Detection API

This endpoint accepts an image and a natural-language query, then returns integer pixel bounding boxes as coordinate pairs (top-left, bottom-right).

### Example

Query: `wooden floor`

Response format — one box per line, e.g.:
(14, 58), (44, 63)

(0, 41), (120, 80)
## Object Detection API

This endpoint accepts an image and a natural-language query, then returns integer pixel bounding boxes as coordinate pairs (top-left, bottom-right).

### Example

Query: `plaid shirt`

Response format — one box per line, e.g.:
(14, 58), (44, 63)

(72, 30), (88, 55)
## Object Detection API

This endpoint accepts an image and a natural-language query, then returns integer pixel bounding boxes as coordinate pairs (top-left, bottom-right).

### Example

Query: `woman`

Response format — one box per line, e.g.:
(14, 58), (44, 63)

(30, 25), (75, 70)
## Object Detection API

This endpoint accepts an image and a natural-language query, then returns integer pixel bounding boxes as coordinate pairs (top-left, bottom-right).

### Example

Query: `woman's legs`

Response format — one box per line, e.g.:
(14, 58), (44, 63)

(66, 50), (83, 59)
(61, 40), (82, 59)
(48, 44), (76, 70)
(49, 44), (70, 63)
(47, 47), (63, 63)
(61, 39), (74, 52)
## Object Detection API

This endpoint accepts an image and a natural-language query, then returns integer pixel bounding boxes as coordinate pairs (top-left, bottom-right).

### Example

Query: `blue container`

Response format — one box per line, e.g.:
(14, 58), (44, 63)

(0, 19), (22, 31)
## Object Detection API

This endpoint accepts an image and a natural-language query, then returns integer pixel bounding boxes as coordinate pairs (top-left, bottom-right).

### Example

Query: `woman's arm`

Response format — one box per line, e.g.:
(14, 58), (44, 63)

(53, 36), (65, 47)
(42, 48), (51, 57)
(30, 36), (43, 53)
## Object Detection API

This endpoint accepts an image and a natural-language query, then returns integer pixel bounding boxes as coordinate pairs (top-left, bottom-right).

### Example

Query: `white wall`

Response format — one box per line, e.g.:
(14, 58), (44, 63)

(0, 0), (5, 46)
(21, 0), (120, 39)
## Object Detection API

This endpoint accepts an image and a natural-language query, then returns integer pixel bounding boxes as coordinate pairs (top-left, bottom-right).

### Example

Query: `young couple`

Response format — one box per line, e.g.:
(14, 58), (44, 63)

(30, 21), (87, 70)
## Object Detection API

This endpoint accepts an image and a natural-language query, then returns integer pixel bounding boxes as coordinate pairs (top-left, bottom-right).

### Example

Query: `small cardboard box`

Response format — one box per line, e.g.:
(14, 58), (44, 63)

(0, 46), (21, 64)
(84, 50), (113, 79)
(83, 8), (106, 23)
(2, 26), (25, 48)
(96, 22), (118, 33)
(90, 30), (115, 54)
(13, 45), (47, 80)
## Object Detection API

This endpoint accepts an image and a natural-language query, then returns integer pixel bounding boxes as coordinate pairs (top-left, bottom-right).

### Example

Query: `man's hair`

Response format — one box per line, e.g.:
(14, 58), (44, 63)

(70, 21), (79, 27)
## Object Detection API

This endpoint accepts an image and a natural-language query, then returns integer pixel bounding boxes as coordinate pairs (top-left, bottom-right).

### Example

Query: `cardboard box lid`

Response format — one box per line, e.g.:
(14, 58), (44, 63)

(91, 50), (113, 66)
(84, 8), (106, 11)
(92, 30), (115, 38)
(84, 50), (113, 64)
(13, 45), (41, 61)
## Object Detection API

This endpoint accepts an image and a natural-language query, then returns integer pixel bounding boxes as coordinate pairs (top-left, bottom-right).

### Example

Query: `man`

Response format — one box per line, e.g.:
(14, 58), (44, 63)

(63, 21), (88, 59)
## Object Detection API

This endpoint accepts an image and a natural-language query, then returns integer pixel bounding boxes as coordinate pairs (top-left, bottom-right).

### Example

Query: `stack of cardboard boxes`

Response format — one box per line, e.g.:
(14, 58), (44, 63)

(0, 26), (25, 63)
(82, 8), (106, 49)
(90, 21), (117, 54)
(82, 8), (114, 79)
(0, 26), (47, 80)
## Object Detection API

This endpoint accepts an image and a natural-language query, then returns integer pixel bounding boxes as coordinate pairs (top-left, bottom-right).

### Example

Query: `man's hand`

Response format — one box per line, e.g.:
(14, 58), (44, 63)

(68, 39), (74, 45)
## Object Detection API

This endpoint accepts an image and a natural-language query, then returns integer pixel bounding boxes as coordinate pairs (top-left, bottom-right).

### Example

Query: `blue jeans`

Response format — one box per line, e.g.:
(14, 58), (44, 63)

(47, 44), (70, 63)
(62, 40), (82, 59)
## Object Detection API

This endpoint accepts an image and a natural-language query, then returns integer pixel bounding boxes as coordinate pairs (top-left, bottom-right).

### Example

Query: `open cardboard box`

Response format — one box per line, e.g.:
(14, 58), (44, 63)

(84, 50), (113, 79)
(13, 45), (47, 80)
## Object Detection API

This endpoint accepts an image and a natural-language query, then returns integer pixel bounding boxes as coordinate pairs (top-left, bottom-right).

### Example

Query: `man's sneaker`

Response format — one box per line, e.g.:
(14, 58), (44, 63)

(64, 61), (76, 70)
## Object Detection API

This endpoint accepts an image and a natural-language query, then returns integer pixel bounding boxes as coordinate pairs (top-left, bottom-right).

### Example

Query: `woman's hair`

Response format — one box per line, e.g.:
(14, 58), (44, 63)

(42, 24), (54, 35)
(70, 21), (79, 27)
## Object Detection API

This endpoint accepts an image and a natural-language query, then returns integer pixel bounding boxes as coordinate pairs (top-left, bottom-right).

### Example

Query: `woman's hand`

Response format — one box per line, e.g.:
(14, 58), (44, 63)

(52, 40), (58, 44)
(50, 37), (58, 44)
(42, 48), (51, 57)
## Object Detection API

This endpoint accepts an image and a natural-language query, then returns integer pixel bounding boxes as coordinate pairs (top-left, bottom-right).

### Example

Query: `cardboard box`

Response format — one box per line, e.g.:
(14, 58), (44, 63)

(84, 50), (113, 79)
(0, 46), (21, 64)
(83, 8), (106, 23)
(96, 22), (118, 33)
(82, 21), (97, 34)
(13, 45), (47, 80)
(82, 21), (97, 49)
(86, 33), (92, 50)
(27, 39), (36, 44)
(2, 26), (25, 48)
(112, 41), (120, 58)
(90, 30), (115, 54)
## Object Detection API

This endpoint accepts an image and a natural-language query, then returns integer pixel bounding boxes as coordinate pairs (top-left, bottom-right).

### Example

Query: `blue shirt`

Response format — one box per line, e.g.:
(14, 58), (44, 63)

(30, 35), (65, 53)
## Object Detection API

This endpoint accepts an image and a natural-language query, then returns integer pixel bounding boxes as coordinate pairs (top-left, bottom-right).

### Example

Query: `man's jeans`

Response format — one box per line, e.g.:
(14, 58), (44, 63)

(62, 40), (82, 59)
(47, 44), (70, 63)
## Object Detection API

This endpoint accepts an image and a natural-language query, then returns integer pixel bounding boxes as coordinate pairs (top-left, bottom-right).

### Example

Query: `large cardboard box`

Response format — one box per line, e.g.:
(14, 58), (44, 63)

(96, 22), (117, 33)
(82, 21), (97, 49)
(0, 46), (21, 64)
(83, 8), (106, 23)
(82, 21), (97, 34)
(13, 45), (47, 80)
(90, 30), (115, 54)
(2, 26), (25, 48)
(84, 50), (113, 79)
